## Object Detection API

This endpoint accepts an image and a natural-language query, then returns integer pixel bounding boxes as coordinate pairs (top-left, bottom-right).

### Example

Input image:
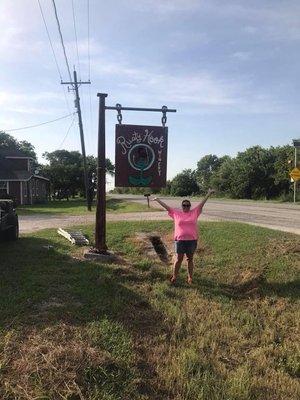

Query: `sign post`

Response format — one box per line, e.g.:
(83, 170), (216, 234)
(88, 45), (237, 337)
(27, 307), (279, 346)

(95, 93), (108, 253)
(292, 139), (300, 203)
(91, 93), (176, 255)
(144, 193), (150, 208)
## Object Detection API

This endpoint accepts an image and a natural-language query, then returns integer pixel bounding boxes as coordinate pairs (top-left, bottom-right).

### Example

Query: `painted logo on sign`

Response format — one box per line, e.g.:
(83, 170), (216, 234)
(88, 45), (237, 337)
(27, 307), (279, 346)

(115, 125), (168, 188)
(127, 144), (155, 186)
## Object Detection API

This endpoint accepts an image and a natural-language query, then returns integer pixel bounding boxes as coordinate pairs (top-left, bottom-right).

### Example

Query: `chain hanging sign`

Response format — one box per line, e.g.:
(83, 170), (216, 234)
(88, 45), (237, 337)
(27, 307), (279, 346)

(115, 124), (168, 187)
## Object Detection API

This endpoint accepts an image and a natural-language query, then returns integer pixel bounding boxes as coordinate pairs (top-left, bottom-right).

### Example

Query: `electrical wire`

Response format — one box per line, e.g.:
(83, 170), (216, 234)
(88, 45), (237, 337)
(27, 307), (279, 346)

(72, 0), (81, 80)
(37, 0), (72, 114)
(87, 0), (93, 148)
(51, 0), (73, 82)
(5, 113), (76, 132)
(58, 114), (76, 148)
(87, 0), (91, 82)
(37, 0), (62, 80)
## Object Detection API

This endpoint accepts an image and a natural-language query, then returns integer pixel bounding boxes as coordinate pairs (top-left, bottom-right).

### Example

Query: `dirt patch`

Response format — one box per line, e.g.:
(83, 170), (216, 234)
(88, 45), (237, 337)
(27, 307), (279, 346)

(148, 235), (170, 263)
(225, 270), (266, 298)
(37, 296), (82, 312)
(70, 246), (128, 265)
(133, 232), (172, 265)
(265, 238), (300, 257)
(132, 232), (211, 267)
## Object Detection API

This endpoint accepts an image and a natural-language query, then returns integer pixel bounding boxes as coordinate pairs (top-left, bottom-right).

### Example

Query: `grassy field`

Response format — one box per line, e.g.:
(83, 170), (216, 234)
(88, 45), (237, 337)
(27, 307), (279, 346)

(0, 221), (299, 399)
(17, 197), (156, 215)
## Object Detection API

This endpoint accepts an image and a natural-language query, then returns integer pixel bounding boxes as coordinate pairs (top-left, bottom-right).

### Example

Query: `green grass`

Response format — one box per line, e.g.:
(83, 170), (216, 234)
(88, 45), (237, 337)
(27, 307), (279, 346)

(0, 221), (299, 399)
(17, 197), (156, 215)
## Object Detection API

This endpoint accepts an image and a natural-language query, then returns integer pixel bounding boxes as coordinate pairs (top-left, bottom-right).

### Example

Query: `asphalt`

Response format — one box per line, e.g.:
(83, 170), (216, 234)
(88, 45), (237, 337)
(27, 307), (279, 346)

(19, 195), (300, 235)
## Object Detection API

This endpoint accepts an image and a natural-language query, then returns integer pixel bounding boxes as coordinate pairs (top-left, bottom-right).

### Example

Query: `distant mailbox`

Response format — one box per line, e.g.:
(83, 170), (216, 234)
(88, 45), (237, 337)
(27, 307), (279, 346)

(115, 124), (168, 188)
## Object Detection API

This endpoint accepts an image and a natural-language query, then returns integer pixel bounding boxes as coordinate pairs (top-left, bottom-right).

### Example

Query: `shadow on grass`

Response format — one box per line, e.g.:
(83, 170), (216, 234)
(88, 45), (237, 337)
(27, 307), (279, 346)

(192, 276), (300, 301)
(261, 279), (300, 300)
(0, 236), (169, 399)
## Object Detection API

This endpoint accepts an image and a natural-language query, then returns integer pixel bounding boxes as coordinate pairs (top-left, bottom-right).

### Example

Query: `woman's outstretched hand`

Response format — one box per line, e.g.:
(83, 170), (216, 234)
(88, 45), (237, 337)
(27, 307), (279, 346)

(207, 188), (216, 196)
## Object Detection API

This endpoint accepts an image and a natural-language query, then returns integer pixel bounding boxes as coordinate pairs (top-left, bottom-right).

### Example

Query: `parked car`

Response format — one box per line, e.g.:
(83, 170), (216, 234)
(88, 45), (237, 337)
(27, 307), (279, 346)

(0, 199), (19, 240)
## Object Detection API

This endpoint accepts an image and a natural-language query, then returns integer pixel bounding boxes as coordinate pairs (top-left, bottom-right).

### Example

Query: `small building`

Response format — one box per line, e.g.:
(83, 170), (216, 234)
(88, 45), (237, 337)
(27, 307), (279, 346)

(0, 149), (49, 205)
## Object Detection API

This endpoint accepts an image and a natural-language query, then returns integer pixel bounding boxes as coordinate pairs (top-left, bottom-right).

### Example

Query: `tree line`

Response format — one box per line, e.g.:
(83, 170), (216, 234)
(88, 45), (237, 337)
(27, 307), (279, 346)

(113, 145), (295, 201)
(0, 131), (114, 200)
(0, 131), (294, 201)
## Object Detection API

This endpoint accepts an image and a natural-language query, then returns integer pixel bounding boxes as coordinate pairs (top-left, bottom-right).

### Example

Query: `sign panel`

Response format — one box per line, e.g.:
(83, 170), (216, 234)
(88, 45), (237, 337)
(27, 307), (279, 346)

(289, 167), (300, 182)
(115, 124), (168, 187)
(292, 139), (300, 147)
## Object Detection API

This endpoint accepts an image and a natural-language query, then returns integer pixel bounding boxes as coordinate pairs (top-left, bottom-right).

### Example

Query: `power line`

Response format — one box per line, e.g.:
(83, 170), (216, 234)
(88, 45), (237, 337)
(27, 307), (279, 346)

(37, 0), (62, 80)
(87, 0), (91, 81)
(37, 0), (72, 114)
(72, 0), (81, 80)
(51, 0), (72, 82)
(5, 113), (76, 132)
(87, 0), (93, 148)
(58, 114), (76, 148)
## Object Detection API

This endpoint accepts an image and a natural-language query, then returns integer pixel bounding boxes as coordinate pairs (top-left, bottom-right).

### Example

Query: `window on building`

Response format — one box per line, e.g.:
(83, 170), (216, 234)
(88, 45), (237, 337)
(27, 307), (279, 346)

(0, 181), (8, 197)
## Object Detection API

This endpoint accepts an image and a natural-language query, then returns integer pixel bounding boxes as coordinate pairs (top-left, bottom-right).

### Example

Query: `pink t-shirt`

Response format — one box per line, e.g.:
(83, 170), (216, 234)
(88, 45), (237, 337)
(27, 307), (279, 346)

(168, 206), (202, 240)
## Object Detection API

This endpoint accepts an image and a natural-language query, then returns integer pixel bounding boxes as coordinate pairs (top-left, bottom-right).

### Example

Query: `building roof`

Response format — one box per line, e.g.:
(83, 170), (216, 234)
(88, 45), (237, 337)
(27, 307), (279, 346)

(0, 149), (33, 159)
(0, 157), (18, 180)
(0, 156), (49, 181)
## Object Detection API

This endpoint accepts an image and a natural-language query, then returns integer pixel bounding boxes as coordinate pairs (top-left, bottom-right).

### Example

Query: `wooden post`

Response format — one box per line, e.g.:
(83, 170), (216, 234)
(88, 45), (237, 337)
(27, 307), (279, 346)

(95, 93), (108, 252)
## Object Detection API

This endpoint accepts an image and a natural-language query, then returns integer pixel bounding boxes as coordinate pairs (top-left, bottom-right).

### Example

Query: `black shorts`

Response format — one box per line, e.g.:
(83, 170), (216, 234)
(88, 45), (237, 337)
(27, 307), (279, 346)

(174, 240), (197, 254)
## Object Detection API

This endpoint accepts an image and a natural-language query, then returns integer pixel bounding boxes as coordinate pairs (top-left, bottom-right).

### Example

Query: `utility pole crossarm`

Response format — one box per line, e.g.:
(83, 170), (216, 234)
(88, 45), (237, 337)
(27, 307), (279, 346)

(61, 80), (91, 85)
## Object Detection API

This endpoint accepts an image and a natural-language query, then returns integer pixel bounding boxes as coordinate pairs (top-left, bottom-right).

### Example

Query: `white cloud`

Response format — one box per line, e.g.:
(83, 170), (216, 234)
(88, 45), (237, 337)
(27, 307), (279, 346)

(92, 56), (283, 114)
(0, 90), (69, 131)
(168, 30), (210, 49)
(210, 1), (300, 41)
(232, 51), (251, 61)
(129, 0), (203, 13)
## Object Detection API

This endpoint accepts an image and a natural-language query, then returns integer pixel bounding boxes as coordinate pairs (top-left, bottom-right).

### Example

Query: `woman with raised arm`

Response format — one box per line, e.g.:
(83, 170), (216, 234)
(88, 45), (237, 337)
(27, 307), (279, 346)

(153, 189), (215, 285)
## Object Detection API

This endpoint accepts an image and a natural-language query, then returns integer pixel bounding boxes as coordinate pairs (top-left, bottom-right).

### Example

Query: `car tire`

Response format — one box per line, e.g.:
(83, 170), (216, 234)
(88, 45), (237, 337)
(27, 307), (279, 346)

(6, 222), (19, 241)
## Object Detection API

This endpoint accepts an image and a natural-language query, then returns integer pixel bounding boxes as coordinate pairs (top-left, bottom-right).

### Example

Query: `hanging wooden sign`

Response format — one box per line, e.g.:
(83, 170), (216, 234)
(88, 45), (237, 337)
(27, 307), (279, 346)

(115, 124), (168, 188)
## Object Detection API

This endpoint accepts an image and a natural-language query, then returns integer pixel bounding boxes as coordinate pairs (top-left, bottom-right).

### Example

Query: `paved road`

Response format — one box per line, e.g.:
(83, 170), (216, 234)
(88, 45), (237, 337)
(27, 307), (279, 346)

(19, 195), (299, 235)
(110, 194), (300, 235)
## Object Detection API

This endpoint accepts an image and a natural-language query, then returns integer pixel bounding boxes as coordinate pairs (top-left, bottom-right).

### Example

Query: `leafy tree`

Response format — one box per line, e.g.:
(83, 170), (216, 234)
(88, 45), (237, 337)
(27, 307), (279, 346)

(195, 154), (223, 193)
(170, 169), (199, 197)
(160, 180), (171, 195)
(201, 145), (294, 200)
(210, 156), (234, 195)
(226, 146), (277, 199)
(42, 150), (114, 198)
(0, 131), (37, 161)
(271, 145), (294, 197)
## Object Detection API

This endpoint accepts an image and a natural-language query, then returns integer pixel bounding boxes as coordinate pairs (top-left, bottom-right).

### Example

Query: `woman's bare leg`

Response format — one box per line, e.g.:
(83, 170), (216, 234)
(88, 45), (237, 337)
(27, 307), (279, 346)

(186, 253), (194, 284)
(171, 254), (184, 283)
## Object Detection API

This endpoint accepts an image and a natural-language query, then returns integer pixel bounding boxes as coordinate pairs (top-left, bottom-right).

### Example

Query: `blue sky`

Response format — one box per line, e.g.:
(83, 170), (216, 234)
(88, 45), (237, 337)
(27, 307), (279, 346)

(1, 0), (299, 187)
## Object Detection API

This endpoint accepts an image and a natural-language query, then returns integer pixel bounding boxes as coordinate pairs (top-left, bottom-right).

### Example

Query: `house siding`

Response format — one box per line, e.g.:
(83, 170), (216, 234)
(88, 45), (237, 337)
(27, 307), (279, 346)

(9, 181), (21, 204)
(0, 151), (49, 205)
(31, 178), (48, 204)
